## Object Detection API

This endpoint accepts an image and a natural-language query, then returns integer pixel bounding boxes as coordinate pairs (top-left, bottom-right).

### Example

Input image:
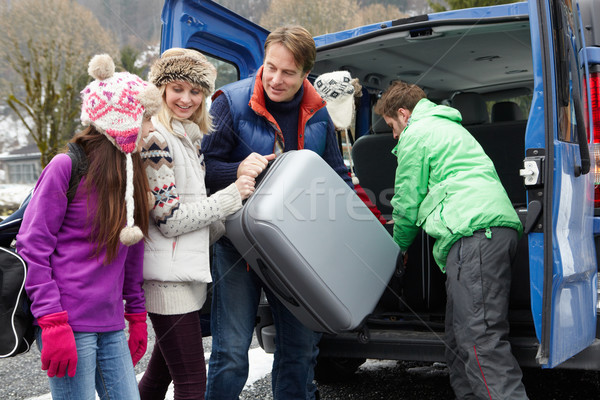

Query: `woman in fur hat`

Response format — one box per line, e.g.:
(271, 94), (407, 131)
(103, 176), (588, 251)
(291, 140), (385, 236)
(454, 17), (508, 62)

(16, 54), (161, 399)
(138, 48), (255, 400)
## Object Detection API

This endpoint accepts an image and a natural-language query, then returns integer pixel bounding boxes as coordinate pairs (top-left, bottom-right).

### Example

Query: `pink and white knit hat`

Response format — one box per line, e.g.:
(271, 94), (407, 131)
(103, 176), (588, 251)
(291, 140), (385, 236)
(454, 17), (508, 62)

(80, 54), (161, 245)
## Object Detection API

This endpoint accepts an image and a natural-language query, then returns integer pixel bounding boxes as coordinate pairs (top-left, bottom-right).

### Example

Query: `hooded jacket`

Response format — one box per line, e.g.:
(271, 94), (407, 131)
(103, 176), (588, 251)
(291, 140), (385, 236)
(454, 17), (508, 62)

(391, 98), (522, 270)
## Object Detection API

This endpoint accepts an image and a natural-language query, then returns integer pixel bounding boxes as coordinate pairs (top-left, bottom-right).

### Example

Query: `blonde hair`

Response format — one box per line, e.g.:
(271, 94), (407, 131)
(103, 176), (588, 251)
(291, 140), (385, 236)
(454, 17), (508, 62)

(154, 84), (213, 135)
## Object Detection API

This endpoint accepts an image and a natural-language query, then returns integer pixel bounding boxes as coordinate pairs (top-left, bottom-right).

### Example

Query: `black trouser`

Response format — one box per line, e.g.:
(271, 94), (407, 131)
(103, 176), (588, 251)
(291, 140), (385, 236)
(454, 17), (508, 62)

(444, 227), (528, 400)
(139, 312), (207, 400)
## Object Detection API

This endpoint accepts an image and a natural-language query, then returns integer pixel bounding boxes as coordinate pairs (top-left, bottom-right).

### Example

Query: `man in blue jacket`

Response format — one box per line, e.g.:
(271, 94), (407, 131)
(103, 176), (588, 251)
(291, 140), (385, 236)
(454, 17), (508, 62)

(202, 25), (351, 400)
(374, 80), (528, 400)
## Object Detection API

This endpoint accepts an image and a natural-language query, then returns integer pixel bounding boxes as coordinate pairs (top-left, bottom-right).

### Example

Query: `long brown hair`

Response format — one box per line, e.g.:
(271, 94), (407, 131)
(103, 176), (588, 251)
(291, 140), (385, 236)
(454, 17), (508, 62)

(70, 126), (150, 263)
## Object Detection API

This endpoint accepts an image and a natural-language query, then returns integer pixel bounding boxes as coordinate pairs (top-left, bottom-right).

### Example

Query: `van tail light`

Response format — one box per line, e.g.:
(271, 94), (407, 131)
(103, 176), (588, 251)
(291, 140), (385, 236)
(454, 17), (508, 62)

(588, 70), (600, 208)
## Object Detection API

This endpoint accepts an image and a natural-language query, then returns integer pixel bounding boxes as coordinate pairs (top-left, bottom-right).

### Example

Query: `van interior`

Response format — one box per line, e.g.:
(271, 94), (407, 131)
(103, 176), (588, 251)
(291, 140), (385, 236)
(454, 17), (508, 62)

(246, 3), (600, 377)
(309, 14), (537, 358)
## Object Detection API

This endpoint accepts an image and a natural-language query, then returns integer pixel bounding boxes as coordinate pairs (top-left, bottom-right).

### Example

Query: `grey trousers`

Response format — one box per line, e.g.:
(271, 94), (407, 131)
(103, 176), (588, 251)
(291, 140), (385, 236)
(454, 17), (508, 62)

(444, 227), (528, 400)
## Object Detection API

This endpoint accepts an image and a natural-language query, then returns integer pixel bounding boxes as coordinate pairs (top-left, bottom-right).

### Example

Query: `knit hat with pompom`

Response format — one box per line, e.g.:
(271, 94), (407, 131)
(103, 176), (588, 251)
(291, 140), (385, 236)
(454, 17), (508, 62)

(80, 54), (162, 246)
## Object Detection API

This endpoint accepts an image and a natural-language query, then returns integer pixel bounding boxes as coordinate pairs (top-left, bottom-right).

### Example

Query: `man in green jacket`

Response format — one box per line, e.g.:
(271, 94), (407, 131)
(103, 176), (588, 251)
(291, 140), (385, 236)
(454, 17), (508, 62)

(374, 81), (528, 400)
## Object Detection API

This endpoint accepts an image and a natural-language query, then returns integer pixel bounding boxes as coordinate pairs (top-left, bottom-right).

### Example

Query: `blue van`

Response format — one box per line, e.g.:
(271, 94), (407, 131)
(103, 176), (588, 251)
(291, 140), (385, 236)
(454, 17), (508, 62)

(160, 0), (600, 377)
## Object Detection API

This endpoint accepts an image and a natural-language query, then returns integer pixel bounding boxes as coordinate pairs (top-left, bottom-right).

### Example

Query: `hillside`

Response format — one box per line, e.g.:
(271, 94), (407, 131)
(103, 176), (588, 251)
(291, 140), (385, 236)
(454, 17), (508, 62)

(76, 0), (164, 49)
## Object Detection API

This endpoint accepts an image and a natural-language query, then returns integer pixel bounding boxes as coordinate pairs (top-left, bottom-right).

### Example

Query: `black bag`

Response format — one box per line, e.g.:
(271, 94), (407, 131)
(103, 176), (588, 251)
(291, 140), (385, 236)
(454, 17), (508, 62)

(0, 247), (34, 357)
(0, 143), (87, 358)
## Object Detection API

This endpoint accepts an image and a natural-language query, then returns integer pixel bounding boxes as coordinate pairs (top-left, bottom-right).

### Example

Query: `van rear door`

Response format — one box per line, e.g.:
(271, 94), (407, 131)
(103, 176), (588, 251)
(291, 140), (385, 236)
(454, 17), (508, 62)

(160, 0), (268, 79)
(526, 0), (597, 368)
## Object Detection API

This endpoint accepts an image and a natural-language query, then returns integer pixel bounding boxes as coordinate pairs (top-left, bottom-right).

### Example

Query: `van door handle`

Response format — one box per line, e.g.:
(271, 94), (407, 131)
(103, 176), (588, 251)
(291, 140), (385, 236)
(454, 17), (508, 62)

(524, 200), (542, 234)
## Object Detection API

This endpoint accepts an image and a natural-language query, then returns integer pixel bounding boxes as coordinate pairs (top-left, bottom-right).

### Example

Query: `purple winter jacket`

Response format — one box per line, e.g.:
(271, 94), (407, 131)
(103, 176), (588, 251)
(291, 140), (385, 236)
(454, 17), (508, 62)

(16, 153), (145, 332)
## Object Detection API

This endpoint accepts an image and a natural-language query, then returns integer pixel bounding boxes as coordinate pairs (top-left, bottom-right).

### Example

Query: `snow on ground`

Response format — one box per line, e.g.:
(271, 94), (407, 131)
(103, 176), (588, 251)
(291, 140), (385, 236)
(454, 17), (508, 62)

(358, 359), (399, 371)
(0, 183), (33, 212)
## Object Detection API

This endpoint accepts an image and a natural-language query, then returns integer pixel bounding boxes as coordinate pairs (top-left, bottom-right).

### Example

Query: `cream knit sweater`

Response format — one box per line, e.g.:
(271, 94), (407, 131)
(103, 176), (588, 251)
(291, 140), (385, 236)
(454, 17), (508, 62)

(141, 118), (242, 315)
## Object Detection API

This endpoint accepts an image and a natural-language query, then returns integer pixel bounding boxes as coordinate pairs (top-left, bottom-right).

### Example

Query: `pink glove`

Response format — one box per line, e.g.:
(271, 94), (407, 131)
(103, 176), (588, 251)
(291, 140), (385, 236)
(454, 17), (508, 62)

(125, 312), (147, 366)
(37, 311), (78, 378)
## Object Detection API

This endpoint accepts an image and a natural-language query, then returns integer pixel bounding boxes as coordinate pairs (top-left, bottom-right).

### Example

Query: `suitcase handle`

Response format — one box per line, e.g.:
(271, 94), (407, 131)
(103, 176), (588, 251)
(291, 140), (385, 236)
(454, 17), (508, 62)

(257, 258), (300, 307)
(255, 158), (275, 187)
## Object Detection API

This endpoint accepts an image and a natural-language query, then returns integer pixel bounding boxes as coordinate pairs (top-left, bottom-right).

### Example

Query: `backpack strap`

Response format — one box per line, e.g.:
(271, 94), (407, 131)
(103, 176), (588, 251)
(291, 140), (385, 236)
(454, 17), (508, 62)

(65, 142), (88, 203)
(0, 144), (88, 247)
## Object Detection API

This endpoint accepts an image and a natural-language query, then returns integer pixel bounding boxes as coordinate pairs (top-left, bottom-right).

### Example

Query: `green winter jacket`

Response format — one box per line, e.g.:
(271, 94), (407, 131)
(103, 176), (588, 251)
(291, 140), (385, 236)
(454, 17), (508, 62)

(391, 98), (522, 271)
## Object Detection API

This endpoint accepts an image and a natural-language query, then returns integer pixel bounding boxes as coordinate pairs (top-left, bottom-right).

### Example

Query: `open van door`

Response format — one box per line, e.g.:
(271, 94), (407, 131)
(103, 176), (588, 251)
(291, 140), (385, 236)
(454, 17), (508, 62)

(525, 0), (597, 368)
(160, 0), (268, 79)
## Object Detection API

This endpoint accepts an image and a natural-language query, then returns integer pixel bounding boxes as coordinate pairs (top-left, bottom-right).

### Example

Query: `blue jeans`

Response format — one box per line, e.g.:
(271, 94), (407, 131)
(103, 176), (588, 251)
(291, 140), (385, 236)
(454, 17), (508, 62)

(206, 239), (321, 400)
(36, 328), (139, 400)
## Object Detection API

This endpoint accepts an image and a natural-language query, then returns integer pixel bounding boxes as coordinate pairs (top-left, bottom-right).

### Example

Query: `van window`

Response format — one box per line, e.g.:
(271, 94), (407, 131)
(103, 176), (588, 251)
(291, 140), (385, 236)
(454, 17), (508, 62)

(486, 94), (532, 122)
(211, 56), (238, 92)
(200, 54), (237, 109)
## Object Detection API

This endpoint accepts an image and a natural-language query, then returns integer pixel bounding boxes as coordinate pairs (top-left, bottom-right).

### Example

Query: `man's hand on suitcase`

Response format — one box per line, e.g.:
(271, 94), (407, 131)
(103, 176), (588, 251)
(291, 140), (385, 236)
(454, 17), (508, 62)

(238, 152), (276, 178)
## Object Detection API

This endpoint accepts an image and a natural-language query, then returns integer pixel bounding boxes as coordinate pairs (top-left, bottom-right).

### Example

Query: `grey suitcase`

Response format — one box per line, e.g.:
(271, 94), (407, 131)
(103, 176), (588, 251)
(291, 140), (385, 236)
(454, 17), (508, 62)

(225, 149), (400, 334)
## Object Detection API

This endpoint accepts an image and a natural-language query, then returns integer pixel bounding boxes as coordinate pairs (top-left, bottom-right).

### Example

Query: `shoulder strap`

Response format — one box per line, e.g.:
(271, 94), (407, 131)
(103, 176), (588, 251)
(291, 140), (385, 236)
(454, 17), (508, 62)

(0, 144), (87, 248)
(65, 142), (88, 204)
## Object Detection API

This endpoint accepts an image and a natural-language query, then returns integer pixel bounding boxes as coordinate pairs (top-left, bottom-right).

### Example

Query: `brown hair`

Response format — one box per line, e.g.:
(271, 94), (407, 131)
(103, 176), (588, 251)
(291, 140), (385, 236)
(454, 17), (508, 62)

(374, 80), (427, 117)
(71, 126), (150, 263)
(264, 25), (316, 73)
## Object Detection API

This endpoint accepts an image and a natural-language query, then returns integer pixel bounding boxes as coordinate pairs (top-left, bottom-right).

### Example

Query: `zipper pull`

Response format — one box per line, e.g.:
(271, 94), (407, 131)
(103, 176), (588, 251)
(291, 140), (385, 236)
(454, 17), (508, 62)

(485, 227), (492, 239)
(457, 265), (461, 281)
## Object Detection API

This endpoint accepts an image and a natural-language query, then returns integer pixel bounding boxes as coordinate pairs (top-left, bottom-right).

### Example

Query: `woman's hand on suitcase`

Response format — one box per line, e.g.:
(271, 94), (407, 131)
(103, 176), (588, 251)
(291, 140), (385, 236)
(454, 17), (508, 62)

(235, 175), (256, 200)
(238, 152), (275, 178)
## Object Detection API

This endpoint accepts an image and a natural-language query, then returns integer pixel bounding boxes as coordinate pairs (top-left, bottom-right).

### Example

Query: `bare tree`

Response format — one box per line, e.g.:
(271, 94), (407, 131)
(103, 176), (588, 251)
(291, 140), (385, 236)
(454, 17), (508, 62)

(356, 3), (408, 26)
(258, 0), (409, 37)
(429, 0), (520, 12)
(76, 0), (163, 48)
(0, 0), (118, 167)
(259, 0), (361, 36)
(215, 0), (272, 24)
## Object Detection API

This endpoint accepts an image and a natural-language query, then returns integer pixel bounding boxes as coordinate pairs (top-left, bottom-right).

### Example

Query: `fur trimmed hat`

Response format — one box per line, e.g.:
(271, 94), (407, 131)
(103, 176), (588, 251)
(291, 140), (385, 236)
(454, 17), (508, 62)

(314, 70), (361, 130)
(149, 48), (217, 96)
(80, 53), (162, 246)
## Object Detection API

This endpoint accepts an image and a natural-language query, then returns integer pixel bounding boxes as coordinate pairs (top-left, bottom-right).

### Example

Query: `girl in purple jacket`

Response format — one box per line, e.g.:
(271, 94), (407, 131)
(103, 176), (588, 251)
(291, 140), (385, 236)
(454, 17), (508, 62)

(16, 54), (161, 399)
